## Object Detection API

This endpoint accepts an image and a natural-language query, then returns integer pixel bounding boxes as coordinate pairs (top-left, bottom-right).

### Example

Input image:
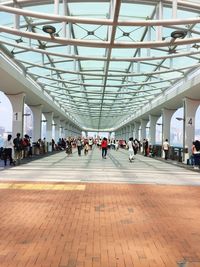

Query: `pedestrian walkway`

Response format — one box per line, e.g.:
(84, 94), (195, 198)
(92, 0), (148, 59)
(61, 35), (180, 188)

(0, 147), (200, 267)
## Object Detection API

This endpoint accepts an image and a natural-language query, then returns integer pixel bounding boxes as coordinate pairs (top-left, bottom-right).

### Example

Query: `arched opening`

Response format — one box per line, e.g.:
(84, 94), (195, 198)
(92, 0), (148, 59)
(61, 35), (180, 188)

(146, 121), (150, 140)
(41, 114), (47, 139)
(170, 107), (184, 147)
(0, 91), (13, 146)
(23, 104), (33, 138)
(138, 126), (141, 141)
(52, 119), (56, 140)
(155, 116), (162, 144)
(195, 105), (200, 140)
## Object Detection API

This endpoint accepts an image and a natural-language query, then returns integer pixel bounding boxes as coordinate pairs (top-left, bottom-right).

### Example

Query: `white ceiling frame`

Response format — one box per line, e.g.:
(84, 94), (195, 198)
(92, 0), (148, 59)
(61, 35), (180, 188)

(1, 0), (200, 130)
(2, 25), (200, 49)
(43, 82), (166, 95)
(49, 91), (158, 101)
(28, 71), (176, 87)
(2, 4), (200, 27)
(19, 59), (200, 78)
(2, 0), (200, 10)
(2, 39), (200, 62)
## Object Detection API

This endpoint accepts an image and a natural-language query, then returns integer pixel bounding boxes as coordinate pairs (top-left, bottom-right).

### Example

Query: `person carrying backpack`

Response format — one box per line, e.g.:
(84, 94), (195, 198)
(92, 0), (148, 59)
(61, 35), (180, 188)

(13, 133), (23, 165)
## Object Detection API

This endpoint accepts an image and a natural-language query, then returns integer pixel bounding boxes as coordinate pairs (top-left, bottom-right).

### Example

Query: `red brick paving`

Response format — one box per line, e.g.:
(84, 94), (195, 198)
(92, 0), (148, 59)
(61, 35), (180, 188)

(0, 183), (200, 267)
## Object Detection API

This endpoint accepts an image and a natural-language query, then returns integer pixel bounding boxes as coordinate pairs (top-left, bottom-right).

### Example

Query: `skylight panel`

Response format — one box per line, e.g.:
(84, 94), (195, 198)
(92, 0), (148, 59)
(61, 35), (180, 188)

(14, 51), (41, 62)
(77, 46), (106, 57)
(111, 48), (137, 58)
(80, 60), (104, 69)
(109, 61), (130, 70)
(119, 3), (154, 20)
(23, 4), (54, 14)
(68, 2), (109, 19)
(0, 12), (12, 25)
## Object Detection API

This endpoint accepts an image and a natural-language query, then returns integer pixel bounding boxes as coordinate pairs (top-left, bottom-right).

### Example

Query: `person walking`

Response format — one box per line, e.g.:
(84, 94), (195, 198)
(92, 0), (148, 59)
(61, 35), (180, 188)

(101, 137), (108, 159)
(13, 133), (22, 165)
(192, 140), (200, 169)
(115, 140), (119, 151)
(163, 139), (170, 160)
(3, 134), (14, 166)
(128, 137), (135, 162)
(66, 138), (72, 156)
(77, 137), (82, 156)
(143, 139), (149, 156)
(84, 142), (89, 156)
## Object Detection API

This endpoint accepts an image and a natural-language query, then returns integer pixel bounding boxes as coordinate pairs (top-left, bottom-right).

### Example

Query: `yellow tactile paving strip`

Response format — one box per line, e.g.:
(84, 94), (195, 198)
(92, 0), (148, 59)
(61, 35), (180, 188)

(0, 183), (85, 190)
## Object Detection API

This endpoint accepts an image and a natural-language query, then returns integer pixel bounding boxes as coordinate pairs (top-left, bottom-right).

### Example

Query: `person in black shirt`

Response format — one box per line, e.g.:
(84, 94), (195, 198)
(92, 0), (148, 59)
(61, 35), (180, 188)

(13, 133), (22, 165)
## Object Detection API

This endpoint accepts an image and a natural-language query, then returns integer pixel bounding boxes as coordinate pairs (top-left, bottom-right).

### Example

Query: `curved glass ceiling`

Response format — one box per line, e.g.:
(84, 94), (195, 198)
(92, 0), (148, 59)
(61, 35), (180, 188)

(0, 0), (200, 130)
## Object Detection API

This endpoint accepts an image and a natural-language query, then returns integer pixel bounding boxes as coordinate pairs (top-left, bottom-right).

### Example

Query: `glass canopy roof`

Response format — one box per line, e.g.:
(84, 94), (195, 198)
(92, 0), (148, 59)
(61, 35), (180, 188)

(1, 0), (200, 131)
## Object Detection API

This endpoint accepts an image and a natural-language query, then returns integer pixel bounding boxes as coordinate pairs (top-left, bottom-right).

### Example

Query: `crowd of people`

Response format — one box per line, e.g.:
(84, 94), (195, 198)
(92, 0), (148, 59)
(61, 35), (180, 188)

(2, 133), (32, 166)
(56, 137), (121, 158)
(1, 133), (200, 169)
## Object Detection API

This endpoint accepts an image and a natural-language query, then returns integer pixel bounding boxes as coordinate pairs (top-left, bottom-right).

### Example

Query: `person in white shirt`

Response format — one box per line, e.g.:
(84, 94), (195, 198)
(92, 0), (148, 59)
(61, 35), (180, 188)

(3, 134), (14, 166)
(115, 140), (119, 151)
(162, 139), (170, 160)
(128, 137), (135, 162)
(88, 138), (93, 150)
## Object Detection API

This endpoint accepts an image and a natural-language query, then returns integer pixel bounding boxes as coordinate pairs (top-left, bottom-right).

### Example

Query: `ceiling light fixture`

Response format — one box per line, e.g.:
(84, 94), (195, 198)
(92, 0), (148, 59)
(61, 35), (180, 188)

(42, 25), (56, 35)
(171, 30), (187, 39)
(192, 43), (200, 49)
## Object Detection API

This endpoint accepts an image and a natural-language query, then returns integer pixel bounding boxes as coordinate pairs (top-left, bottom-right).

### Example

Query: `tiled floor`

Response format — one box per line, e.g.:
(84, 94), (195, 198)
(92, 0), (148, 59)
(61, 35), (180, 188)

(0, 148), (200, 267)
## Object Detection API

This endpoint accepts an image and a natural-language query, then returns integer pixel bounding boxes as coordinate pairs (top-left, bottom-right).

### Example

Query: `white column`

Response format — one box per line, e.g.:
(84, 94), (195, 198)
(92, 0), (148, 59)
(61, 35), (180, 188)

(43, 112), (53, 151)
(64, 122), (69, 137)
(59, 120), (65, 138)
(122, 127), (126, 140)
(71, 125), (75, 137)
(183, 98), (200, 162)
(129, 124), (133, 139)
(121, 128), (124, 139)
(29, 104), (43, 142)
(162, 108), (175, 158)
(133, 122), (140, 140)
(125, 126), (129, 141)
(6, 93), (25, 137)
(149, 115), (160, 145)
(68, 123), (72, 137)
(120, 128), (122, 139)
(53, 117), (61, 143)
(162, 108), (175, 144)
(124, 127), (127, 140)
(140, 119), (148, 141)
(117, 130), (119, 139)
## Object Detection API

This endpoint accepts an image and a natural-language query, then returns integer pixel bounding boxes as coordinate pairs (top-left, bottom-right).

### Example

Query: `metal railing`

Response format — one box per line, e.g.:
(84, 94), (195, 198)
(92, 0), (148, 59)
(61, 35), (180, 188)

(149, 145), (183, 162)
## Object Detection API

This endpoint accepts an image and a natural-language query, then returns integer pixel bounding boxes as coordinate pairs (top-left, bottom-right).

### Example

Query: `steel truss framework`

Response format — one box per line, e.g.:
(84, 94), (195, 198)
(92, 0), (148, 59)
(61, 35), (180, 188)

(1, 0), (200, 131)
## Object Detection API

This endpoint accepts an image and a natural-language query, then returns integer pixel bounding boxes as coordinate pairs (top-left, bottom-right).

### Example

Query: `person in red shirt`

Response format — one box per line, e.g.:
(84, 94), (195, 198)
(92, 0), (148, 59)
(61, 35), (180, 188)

(101, 137), (108, 159)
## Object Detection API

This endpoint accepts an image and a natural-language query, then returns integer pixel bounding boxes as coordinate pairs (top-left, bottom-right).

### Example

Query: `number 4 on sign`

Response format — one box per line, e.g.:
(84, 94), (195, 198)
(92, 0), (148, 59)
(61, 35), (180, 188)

(188, 118), (192, 125)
